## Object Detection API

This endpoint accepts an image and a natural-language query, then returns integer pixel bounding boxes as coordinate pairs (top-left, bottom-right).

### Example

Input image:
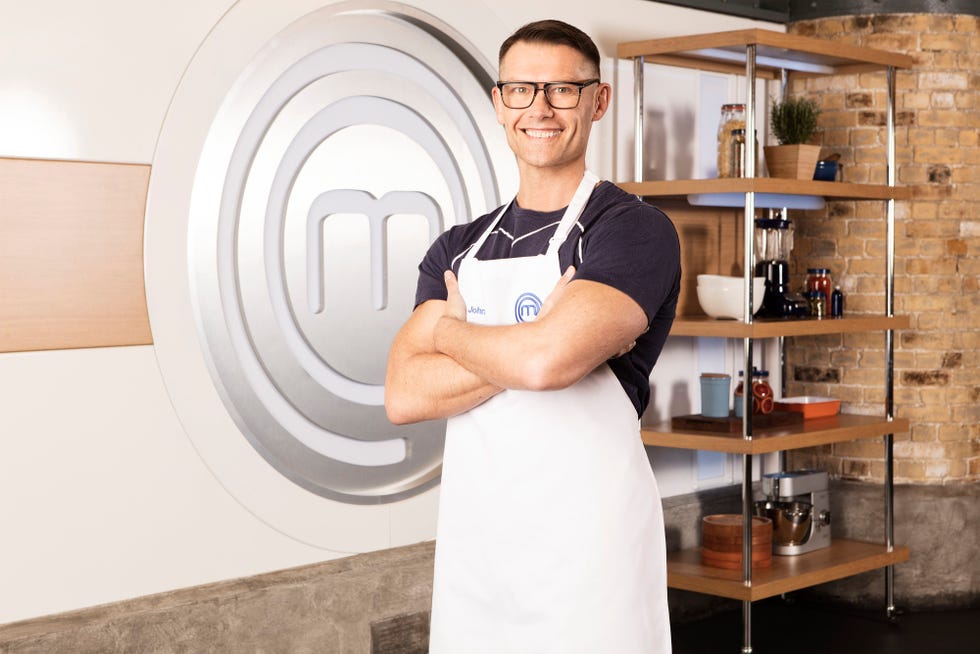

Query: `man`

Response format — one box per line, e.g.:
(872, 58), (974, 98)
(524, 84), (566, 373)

(385, 19), (678, 654)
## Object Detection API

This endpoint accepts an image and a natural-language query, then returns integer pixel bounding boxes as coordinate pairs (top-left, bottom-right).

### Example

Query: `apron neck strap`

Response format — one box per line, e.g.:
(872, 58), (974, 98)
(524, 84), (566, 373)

(546, 170), (600, 256)
(464, 170), (601, 261)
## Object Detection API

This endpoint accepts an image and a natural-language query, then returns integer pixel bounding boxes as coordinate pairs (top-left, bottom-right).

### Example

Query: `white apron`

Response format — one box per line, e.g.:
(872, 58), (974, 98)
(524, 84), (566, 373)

(429, 172), (671, 654)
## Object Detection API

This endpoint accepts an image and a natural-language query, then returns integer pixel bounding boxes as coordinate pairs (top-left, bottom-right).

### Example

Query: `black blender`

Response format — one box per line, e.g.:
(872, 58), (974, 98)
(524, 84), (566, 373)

(754, 216), (809, 318)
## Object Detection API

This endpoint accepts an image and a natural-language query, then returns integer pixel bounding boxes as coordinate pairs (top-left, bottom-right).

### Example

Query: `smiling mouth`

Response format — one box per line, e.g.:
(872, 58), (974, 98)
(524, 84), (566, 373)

(522, 128), (562, 139)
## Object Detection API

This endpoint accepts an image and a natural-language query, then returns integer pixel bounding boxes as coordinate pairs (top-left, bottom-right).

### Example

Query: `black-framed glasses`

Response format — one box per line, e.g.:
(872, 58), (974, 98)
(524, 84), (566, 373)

(495, 79), (600, 109)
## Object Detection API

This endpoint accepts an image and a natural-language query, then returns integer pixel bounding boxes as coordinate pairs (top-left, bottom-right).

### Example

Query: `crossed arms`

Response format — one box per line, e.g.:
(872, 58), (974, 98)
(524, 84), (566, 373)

(384, 268), (647, 425)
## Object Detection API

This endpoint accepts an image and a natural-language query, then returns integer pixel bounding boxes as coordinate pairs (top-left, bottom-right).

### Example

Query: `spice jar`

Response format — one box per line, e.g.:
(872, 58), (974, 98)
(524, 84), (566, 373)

(729, 129), (759, 177)
(805, 268), (833, 308)
(730, 129), (746, 177)
(806, 291), (826, 319)
(752, 369), (774, 415)
(717, 103), (746, 178)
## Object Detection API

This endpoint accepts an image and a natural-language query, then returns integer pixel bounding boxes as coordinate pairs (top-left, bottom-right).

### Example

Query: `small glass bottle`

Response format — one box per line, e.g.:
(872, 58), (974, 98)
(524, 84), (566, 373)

(730, 129), (746, 177)
(717, 103), (746, 178)
(831, 285), (845, 318)
(734, 370), (745, 418)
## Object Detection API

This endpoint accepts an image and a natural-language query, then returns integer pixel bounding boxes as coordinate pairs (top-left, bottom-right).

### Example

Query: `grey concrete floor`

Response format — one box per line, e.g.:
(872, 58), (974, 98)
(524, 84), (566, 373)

(672, 598), (978, 653)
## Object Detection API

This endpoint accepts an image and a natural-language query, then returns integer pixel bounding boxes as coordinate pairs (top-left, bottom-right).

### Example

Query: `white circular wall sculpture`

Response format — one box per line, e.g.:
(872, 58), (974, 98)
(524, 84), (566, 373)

(144, 0), (513, 551)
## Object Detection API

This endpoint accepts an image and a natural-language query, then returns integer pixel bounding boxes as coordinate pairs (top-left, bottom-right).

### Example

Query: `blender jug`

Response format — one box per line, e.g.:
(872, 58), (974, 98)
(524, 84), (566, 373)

(754, 218), (808, 318)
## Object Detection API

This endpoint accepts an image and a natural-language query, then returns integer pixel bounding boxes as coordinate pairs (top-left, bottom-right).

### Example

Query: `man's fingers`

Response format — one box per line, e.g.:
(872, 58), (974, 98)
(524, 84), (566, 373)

(443, 269), (467, 321)
(444, 269), (458, 292)
(548, 266), (576, 296)
(615, 341), (637, 358)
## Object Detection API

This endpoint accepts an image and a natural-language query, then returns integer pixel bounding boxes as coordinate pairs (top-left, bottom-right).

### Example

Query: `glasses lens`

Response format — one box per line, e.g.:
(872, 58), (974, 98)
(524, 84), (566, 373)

(500, 83), (535, 109)
(544, 83), (581, 109)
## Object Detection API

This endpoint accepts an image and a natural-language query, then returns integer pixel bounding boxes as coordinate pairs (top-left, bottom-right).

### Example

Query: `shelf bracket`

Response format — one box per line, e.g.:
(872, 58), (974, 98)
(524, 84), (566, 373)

(740, 41), (758, 654)
(633, 56), (645, 183)
(884, 63), (898, 621)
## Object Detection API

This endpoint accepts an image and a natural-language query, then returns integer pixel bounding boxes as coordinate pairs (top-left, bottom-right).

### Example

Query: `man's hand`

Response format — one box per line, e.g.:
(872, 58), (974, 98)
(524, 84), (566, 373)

(613, 339), (637, 358)
(443, 270), (466, 321)
(536, 266), (576, 321)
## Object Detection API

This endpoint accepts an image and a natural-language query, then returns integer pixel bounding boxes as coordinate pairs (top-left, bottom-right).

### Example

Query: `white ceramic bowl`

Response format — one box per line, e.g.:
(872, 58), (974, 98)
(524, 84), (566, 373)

(696, 275), (765, 319)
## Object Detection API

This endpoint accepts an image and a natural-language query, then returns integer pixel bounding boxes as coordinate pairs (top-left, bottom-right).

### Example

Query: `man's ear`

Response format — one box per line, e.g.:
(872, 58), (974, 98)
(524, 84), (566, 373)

(491, 85), (506, 125)
(592, 83), (611, 122)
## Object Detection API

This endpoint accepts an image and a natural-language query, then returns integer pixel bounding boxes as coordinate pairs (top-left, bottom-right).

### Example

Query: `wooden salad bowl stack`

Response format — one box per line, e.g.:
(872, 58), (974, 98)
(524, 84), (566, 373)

(701, 514), (773, 570)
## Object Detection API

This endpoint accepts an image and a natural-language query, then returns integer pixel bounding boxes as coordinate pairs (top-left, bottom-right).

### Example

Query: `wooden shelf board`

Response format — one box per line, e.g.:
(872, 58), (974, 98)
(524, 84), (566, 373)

(617, 179), (910, 201)
(667, 539), (910, 601)
(642, 414), (909, 454)
(618, 29), (915, 72)
(668, 315), (909, 338)
(643, 53), (781, 80)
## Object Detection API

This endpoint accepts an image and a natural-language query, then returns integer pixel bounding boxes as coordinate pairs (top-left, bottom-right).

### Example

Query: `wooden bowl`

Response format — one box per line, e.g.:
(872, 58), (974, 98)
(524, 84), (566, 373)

(701, 514), (773, 570)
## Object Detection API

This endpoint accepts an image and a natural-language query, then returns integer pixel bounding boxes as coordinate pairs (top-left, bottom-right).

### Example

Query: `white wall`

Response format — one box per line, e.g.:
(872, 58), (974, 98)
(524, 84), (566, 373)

(0, 0), (778, 624)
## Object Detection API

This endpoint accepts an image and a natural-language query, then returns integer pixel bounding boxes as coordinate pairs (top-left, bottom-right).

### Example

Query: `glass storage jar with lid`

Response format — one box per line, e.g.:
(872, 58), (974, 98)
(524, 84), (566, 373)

(717, 103), (746, 178)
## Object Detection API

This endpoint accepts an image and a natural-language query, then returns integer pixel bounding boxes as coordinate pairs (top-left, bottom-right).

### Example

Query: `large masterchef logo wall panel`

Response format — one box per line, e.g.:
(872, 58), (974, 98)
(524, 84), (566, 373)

(145, 1), (512, 551)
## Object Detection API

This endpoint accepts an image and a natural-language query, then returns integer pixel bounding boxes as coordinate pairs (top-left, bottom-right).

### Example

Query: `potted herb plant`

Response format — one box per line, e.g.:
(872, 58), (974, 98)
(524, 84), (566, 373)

(764, 96), (822, 180)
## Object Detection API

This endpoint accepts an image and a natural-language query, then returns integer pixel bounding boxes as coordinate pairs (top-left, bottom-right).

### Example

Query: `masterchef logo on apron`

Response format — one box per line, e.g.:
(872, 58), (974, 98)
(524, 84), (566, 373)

(514, 292), (543, 322)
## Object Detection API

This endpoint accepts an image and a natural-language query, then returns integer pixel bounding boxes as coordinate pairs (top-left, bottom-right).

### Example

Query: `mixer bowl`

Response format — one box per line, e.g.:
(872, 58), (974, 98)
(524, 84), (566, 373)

(697, 275), (766, 320)
(753, 500), (813, 546)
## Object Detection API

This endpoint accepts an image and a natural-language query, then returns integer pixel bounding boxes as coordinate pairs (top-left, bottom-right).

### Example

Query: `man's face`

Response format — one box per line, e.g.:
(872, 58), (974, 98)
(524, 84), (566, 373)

(492, 41), (609, 173)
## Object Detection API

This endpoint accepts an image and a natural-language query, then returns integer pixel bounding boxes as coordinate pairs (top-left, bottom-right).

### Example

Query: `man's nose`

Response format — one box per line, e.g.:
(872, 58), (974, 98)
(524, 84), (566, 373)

(528, 86), (554, 114)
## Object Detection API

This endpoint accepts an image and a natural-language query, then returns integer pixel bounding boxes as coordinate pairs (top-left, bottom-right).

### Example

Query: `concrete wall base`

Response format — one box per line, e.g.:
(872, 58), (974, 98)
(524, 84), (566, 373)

(2, 482), (975, 651)
(0, 542), (435, 654)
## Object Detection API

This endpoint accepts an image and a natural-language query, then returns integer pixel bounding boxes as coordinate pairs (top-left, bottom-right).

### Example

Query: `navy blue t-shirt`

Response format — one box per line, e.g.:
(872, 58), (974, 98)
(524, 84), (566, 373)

(414, 181), (680, 417)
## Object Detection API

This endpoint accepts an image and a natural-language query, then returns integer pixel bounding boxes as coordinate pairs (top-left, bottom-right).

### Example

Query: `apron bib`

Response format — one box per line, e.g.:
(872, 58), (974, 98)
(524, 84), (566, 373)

(429, 172), (671, 654)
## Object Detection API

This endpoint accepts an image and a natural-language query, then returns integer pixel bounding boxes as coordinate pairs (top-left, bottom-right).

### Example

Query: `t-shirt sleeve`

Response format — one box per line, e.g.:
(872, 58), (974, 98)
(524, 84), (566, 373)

(412, 211), (500, 309)
(572, 202), (681, 325)
(414, 231), (453, 308)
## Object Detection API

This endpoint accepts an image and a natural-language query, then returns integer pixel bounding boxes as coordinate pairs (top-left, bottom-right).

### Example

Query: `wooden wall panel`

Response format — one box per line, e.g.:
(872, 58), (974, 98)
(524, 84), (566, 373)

(0, 157), (152, 352)
(654, 199), (745, 317)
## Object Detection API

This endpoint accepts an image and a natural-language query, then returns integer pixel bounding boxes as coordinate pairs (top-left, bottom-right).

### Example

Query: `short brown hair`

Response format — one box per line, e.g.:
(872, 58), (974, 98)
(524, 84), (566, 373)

(498, 20), (601, 78)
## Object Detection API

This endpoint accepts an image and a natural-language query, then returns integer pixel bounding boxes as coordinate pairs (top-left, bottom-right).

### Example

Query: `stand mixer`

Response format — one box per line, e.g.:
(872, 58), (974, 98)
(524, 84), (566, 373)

(754, 470), (831, 555)
(754, 216), (809, 318)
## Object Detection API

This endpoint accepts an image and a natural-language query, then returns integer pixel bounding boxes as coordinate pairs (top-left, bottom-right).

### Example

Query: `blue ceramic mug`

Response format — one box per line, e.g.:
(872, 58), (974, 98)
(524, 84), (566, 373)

(813, 159), (839, 181)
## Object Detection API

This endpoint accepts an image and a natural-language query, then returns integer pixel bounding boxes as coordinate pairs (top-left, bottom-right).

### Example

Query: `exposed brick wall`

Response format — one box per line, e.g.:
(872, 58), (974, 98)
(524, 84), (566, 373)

(782, 14), (979, 484)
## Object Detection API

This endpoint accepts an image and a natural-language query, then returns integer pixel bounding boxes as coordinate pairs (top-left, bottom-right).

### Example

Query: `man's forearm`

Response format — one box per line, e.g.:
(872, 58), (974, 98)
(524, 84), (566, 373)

(434, 315), (559, 391)
(433, 278), (647, 392)
(385, 349), (501, 424)
(385, 298), (503, 425)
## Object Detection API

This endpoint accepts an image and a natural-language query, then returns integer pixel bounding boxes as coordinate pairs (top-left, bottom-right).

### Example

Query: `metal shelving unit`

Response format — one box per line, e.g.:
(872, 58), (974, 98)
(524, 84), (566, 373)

(617, 29), (914, 653)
